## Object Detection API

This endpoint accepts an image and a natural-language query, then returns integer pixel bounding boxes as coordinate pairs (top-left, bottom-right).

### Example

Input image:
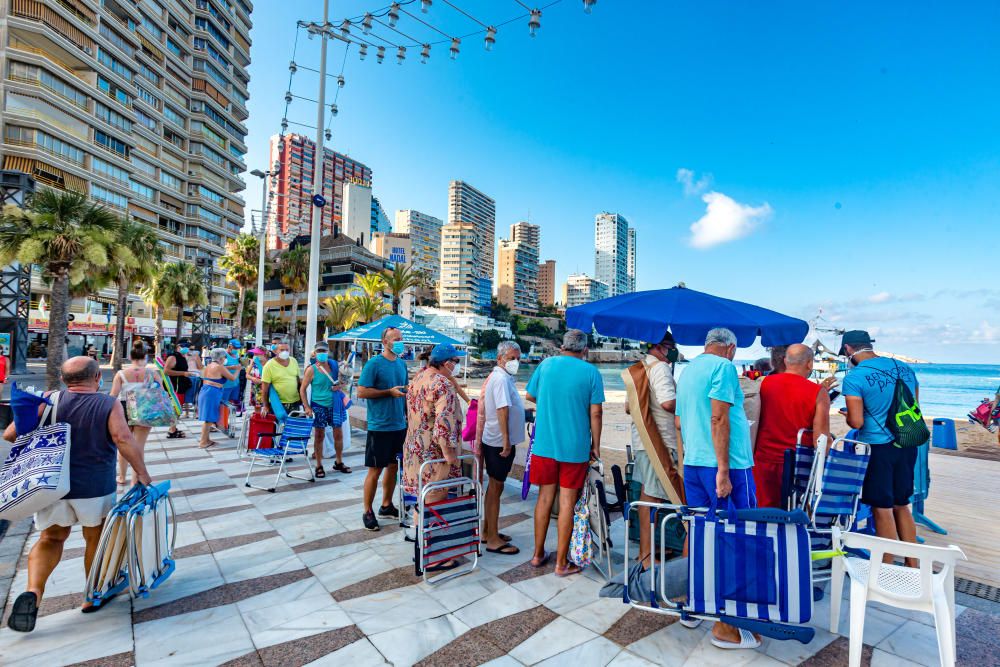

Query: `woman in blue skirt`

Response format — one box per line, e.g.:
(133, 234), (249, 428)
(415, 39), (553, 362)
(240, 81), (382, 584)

(300, 343), (351, 478)
(198, 348), (237, 449)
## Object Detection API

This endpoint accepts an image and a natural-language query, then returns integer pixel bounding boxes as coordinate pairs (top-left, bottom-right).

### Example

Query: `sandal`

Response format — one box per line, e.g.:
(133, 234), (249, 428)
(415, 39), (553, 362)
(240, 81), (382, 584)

(530, 552), (550, 568)
(481, 533), (512, 544)
(166, 431), (186, 439)
(333, 461), (352, 474)
(199, 441), (217, 449)
(710, 628), (762, 650)
(315, 466), (326, 478)
(486, 543), (520, 555)
(555, 563), (583, 577)
(426, 559), (461, 573)
(7, 592), (38, 632)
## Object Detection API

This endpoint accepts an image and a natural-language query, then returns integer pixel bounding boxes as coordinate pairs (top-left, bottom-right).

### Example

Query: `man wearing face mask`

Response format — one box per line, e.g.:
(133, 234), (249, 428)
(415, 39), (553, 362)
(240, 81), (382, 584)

(260, 342), (301, 416)
(476, 340), (525, 555)
(625, 332), (682, 570)
(675, 327), (760, 650)
(357, 326), (408, 531)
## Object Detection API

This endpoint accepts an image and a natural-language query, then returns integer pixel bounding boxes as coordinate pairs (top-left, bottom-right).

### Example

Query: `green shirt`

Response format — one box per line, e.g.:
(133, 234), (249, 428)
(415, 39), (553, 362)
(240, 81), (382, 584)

(262, 358), (300, 404)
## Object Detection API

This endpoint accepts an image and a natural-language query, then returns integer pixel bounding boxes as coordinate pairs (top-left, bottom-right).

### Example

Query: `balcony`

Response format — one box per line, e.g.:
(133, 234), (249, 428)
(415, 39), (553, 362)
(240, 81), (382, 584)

(6, 73), (90, 112)
(11, 0), (95, 56)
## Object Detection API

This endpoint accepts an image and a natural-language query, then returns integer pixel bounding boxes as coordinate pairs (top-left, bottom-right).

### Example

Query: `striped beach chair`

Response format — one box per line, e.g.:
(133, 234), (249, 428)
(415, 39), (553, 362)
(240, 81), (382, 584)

(244, 416), (316, 492)
(623, 500), (816, 644)
(415, 455), (482, 585)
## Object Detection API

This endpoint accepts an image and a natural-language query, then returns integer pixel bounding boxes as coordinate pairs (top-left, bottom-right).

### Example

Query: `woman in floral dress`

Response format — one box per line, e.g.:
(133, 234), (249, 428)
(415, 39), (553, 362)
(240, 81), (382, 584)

(402, 344), (466, 569)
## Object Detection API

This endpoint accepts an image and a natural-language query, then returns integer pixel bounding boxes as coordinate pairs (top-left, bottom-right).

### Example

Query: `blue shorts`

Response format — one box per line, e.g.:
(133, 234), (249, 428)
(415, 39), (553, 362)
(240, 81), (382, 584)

(683, 465), (757, 510)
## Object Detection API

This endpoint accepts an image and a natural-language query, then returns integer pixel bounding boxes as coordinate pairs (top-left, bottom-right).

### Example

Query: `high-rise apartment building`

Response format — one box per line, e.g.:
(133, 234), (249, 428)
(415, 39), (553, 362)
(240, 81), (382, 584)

(0, 0), (254, 330)
(497, 221), (539, 316)
(371, 196), (391, 236)
(440, 181), (495, 314)
(594, 212), (635, 297)
(563, 273), (609, 308)
(342, 180), (372, 244)
(627, 227), (637, 293)
(538, 259), (556, 307)
(394, 209), (442, 286)
(268, 133), (371, 246)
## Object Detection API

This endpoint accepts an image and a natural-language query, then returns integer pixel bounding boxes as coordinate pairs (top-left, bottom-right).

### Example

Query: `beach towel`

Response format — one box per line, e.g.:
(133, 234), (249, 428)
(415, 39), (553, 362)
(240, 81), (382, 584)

(622, 360), (684, 505)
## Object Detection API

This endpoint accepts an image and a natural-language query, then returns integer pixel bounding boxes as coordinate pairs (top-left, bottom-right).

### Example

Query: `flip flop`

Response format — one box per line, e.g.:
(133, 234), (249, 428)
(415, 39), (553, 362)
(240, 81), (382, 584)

(481, 533), (512, 544)
(81, 592), (118, 614)
(710, 628), (762, 650)
(7, 592), (38, 632)
(554, 564), (583, 577)
(426, 560), (461, 573)
(486, 543), (520, 555)
(199, 441), (217, 449)
(530, 552), (550, 568)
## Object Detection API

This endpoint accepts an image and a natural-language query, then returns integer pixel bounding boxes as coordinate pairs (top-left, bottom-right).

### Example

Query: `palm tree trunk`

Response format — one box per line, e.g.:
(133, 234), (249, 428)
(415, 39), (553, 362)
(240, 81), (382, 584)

(234, 286), (246, 340)
(290, 294), (300, 356)
(393, 294), (400, 315)
(154, 305), (164, 358)
(111, 279), (129, 370)
(175, 301), (185, 344)
(46, 272), (71, 390)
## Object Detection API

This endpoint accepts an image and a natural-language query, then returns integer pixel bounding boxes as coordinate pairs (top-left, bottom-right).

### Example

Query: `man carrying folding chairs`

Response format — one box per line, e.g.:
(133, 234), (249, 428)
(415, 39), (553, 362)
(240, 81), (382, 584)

(3, 357), (153, 632)
(675, 327), (761, 650)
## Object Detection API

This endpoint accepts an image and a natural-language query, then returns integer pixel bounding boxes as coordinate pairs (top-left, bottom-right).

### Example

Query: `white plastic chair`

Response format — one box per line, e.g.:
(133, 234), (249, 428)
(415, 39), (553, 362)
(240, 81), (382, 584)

(829, 527), (967, 667)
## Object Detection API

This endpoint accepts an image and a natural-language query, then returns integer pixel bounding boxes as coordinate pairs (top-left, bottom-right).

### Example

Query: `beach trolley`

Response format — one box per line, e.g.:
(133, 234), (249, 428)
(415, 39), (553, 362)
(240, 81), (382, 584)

(623, 500), (817, 645)
(85, 482), (177, 608)
(414, 454), (482, 585)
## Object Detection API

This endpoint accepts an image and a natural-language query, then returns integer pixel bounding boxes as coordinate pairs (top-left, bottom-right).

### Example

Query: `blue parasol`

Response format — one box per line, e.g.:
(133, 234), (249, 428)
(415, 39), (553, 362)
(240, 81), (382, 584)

(565, 286), (809, 347)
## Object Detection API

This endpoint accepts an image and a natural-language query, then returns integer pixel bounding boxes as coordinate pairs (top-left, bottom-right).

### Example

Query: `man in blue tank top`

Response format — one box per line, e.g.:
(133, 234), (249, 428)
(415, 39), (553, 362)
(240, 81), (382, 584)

(3, 357), (152, 632)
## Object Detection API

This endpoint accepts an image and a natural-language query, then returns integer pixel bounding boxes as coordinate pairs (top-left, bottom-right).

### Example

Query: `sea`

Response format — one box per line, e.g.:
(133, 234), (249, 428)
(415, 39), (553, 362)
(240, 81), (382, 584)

(513, 362), (1000, 420)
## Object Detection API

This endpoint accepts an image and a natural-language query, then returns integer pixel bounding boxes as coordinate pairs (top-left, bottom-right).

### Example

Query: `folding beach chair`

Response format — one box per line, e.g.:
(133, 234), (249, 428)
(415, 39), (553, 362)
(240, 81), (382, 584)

(414, 454), (482, 585)
(397, 452), (416, 530)
(623, 500), (816, 645)
(244, 415), (315, 492)
(85, 482), (176, 608)
(586, 460), (616, 581)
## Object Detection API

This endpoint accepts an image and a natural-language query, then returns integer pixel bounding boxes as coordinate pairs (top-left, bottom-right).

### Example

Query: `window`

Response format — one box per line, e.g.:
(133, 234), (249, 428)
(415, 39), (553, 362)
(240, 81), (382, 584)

(140, 13), (163, 39)
(193, 59), (229, 90)
(99, 23), (135, 57)
(164, 128), (185, 149)
(5, 126), (85, 165)
(166, 37), (186, 59)
(134, 133), (158, 156)
(192, 121), (226, 148)
(97, 76), (131, 107)
(92, 157), (129, 183)
(136, 85), (162, 110)
(164, 84), (188, 108)
(94, 130), (130, 157)
(137, 62), (161, 86)
(192, 142), (227, 166)
(91, 183), (128, 209)
(163, 105), (185, 127)
(129, 179), (156, 201)
(188, 204), (222, 225)
(131, 156), (157, 177)
(197, 185), (223, 204)
(159, 170), (182, 191)
(95, 103), (133, 132)
(98, 49), (134, 81)
(135, 108), (158, 131)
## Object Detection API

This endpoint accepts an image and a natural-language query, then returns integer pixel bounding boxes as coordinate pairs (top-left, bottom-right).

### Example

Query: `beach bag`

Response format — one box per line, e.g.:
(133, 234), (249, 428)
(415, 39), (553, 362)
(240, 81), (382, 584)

(0, 392), (71, 522)
(568, 483), (593, 567)
(884, 361), (929, 449)
(462, 399), (479, 443)
(126, 377), (177, 428)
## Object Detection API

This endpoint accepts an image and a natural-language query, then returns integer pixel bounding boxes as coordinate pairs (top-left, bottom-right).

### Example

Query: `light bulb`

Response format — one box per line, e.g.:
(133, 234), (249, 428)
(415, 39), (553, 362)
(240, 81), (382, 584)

(329, 103), (338, 116)
(337, 75), (345, 88)
(582, 0), (596, 13)
(449, 37), (460, 60)
(324, 129), (331, 141)
(288, 61), (297, 73)
(376, 46), (385, 64)
(281, 118), (288, 131)
(484, 26), (496, 51)
(421, 0), (432, 12)
(362, 13), (373, 34)
(397, 46), (406, 65)
(359, 43), (368, 60)
(388, 3), (400, 28)
(421, 43), (430, 63)
(528, 9), (541, 37)
(284, 91), (292, 103)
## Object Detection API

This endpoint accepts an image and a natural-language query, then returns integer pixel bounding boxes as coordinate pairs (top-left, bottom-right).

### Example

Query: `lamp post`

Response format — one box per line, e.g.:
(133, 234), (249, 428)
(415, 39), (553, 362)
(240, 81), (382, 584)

(250, 166), (278, 346)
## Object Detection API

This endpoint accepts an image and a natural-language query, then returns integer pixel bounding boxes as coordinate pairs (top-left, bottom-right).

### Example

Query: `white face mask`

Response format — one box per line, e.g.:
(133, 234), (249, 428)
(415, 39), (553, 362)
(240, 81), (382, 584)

(504, 359), (520, 376)
(278, 350), (290, 360)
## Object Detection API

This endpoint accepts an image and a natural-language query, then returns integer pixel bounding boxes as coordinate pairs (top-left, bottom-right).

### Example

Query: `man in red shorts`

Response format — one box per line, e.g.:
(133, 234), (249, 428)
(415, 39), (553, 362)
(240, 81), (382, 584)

(525, 329), (605, 577)
(754, 344), (831, 508)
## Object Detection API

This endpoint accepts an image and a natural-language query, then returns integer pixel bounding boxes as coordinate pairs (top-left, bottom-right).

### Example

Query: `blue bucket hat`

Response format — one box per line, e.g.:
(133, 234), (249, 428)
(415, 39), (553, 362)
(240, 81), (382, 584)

(229, 338), (243, 349)
(430, 343), (466, 363)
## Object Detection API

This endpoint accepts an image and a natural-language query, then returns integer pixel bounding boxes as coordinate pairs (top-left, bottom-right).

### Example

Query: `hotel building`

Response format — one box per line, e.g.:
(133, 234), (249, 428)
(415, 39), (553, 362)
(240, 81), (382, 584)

(439, 180), (495, 314)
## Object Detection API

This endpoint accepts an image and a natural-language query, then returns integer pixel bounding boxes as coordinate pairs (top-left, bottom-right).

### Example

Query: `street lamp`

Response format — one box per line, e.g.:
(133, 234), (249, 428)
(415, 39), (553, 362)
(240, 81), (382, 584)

(250, 166), (279, 346)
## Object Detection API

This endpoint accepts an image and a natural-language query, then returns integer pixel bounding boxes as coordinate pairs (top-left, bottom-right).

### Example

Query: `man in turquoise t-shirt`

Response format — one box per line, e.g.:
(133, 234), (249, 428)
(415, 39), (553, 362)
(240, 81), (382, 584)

(525, 329), (604, 576)
(357, 326), (408, 531)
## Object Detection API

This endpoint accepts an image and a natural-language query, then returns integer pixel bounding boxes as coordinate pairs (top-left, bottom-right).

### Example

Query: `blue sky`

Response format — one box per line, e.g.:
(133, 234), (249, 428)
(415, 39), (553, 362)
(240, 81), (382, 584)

(244, 1), (999, 363)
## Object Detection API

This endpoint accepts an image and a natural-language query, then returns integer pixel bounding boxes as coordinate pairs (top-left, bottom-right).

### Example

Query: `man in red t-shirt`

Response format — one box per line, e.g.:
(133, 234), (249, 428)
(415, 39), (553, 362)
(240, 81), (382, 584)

(753, 344), (831, 508)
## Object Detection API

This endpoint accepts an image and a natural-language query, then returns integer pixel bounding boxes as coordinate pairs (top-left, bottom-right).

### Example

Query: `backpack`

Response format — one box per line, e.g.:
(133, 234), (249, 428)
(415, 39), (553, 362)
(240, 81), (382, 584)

(883, 361), (929, 449)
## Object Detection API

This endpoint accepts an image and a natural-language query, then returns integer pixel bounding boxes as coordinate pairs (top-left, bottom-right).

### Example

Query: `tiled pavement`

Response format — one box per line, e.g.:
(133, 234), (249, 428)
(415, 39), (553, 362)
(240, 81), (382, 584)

(0, 425), (998, 666)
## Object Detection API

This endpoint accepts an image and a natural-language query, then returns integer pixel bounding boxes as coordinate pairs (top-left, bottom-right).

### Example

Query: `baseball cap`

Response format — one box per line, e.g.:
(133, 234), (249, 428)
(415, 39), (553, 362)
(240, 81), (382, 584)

(838, 330), (874, 356)
(229, 338), (242, 349)
(430, 343), (466, 363)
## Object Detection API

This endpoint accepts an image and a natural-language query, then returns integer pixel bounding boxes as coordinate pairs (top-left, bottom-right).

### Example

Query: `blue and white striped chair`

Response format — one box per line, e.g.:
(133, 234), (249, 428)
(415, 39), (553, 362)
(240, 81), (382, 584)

(244, 416), (315, 493)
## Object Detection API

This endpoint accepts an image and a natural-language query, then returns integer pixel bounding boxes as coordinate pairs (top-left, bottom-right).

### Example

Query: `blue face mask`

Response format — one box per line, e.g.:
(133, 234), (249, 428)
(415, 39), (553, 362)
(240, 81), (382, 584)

(316, 352), (329, 363)
(97, 375), (104, 392)
(391, 341), (405, 355)
(179, 347), (189, 355)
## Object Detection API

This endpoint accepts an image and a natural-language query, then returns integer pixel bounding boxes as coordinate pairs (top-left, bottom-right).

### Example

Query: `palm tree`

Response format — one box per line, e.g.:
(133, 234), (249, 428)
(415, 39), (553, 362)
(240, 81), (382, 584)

(159, 262), (207, 345)
(356, 272), (387, 299)
(142, 264), (170, 356)
(227, 288), (256, 333)
(218, 233), (259, 339)
(0, 190), (127, 389)
(110, 220), (162, 369)
(381, 263), (421, 315)
(323, 294), (357, 333)
(272, 245), (309, 355)
(264, 313), (284, 339)
(351, 294), (388, 325)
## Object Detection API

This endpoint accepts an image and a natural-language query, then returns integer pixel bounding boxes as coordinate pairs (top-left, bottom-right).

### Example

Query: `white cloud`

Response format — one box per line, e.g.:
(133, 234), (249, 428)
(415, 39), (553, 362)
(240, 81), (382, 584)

(676, 168), (712, 196)
(869, 291), (891, 303)
(688, 191), (772, 249)
(971, 320), (1000, 343)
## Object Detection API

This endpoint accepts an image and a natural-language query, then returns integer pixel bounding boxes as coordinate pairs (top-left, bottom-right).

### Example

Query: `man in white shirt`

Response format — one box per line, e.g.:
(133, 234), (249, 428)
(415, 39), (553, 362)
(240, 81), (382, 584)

(628, 333), (679, 568)
(477, 341), (525, 555)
